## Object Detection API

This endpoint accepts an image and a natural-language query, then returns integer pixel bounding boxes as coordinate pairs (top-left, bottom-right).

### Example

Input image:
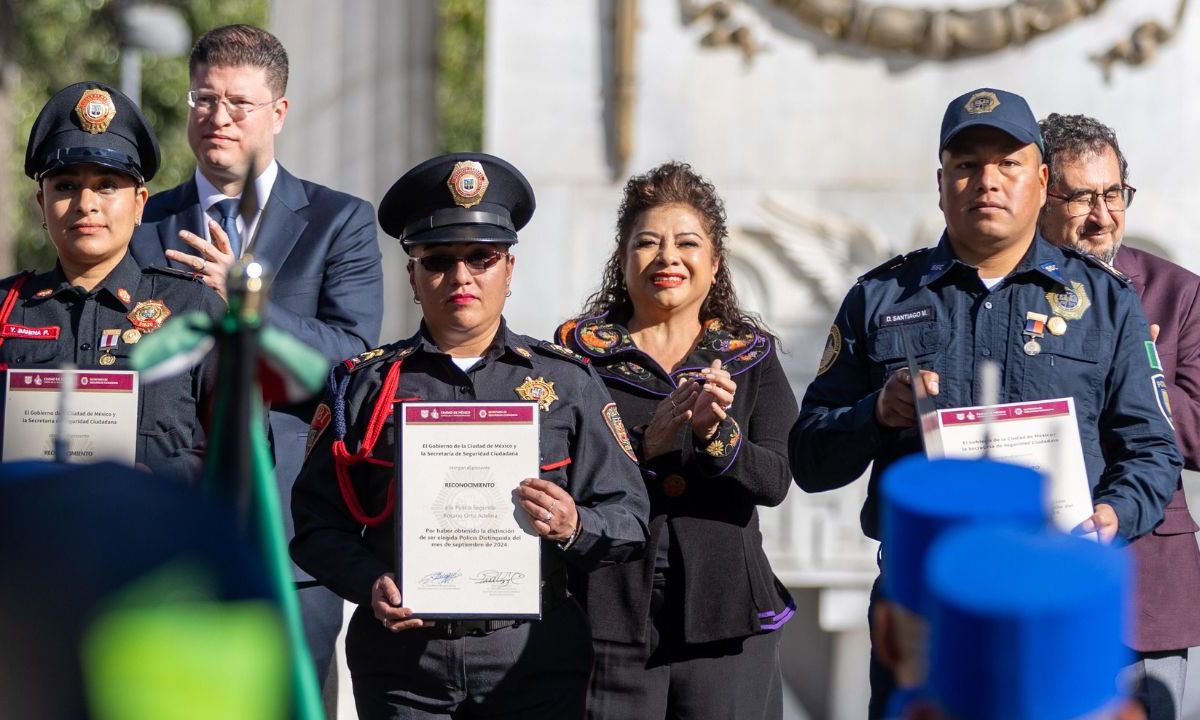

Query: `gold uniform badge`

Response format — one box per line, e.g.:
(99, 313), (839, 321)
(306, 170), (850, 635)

(515, 376), (558, 412)
(1046, 281), (1091, 321)
(447, 161), (489, 208)
(75, 88), (117, 134)
(127, 300), (171, 333)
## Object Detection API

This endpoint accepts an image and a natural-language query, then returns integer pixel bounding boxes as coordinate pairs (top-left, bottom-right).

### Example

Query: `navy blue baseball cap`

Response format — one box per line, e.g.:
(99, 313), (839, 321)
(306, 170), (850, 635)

(925, 525), (1130, 720)
(881, 456), (1045, 615)
(25, 81), (160, 183)
(378, 152), (535, 252)
(939, 88), (1044, 157)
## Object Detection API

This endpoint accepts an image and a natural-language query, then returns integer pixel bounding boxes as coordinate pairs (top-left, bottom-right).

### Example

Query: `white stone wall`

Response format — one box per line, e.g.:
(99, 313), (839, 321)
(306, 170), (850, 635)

(487, 2), (1199, 716)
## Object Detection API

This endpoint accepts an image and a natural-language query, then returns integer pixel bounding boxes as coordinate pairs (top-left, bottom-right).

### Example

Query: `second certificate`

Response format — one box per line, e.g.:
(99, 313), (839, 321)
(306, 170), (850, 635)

(397, 402), (542, 619)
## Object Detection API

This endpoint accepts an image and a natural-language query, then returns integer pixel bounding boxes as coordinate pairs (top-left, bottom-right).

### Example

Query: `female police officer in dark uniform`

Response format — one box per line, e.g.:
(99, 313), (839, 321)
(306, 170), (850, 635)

(5, 81), (224, 477)
(290, 153), (650, 719)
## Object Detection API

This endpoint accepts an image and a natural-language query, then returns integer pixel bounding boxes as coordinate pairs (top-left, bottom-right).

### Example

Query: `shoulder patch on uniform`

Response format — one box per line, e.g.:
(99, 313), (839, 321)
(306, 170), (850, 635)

(1153, 373), (1173, 428)
(816, 324), (842, 376)
(602, 402), (638, 462)
(145, 264), (205, 282)
(342, 340), (416, 372)
(857, 249), (929, 283)
(534, 340), (591, 368)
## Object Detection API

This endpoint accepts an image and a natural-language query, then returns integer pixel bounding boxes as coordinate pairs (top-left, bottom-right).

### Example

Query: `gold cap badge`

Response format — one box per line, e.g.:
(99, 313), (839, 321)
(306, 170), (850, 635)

(447, 161), (489, 208)
(75, 88), (117, 134)
(965, 91), (1000, 115)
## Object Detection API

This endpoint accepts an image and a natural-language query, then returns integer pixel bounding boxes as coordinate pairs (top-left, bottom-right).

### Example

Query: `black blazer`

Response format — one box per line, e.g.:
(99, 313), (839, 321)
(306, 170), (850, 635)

(132, 165), (384, 580)
(558, 315), (798, 644)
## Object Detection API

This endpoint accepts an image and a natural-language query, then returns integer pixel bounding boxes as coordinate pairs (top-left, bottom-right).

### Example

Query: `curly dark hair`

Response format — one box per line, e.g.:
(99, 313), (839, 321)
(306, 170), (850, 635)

(1039, 113), (1129, 190)
(580, 161), (763, 337)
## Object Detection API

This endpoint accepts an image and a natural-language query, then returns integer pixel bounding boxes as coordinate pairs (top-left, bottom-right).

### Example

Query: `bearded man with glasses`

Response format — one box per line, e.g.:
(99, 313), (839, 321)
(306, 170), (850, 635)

(130, 24), (384, 694)
(1039, 112), (1200, 720)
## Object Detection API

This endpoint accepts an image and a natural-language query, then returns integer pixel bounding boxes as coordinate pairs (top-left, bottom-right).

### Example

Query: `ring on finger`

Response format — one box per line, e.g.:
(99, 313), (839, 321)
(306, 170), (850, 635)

(543, 511), (552, 523)
(381, 617), (388, 628)
(199, 258), (208, 272)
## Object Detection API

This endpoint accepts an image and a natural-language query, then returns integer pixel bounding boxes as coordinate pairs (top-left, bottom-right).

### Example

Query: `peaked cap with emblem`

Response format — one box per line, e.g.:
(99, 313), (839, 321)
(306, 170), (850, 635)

(378, 152), (536, 252)
(25, 81), (160, 183)
(939, 87), (1044, 157)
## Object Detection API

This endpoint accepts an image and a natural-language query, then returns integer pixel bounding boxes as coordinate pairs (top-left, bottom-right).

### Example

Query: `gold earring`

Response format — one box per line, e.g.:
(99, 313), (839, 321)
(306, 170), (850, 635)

(41, 221), (47, 231)
(413, 295), (421, 305)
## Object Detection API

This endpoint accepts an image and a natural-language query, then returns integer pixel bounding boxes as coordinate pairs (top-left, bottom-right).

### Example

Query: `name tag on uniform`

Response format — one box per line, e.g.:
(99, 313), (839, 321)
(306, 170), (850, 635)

(879, 306), (934, 328)
(1, 323), (60, 340)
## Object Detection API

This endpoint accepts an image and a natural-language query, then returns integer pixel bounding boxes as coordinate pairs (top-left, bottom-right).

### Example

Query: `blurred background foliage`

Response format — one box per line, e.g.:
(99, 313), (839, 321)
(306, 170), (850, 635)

(437, 0), (485, 154)
(3, 0), (484, 272)
(5, 0), (269, 270)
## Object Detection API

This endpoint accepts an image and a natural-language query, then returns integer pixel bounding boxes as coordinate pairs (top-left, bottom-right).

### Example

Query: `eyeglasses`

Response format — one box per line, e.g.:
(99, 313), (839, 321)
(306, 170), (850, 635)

(410, 249), (508, 274)
(186, 91), (278, 121)
(1046, 185), (1136, 217)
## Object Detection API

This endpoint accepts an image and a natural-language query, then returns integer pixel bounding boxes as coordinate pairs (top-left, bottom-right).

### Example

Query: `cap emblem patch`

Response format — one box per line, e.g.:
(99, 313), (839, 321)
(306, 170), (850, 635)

(447, 161), (489, 208)
(75, 89), (117, 134)
(964, 91), (1000, 115)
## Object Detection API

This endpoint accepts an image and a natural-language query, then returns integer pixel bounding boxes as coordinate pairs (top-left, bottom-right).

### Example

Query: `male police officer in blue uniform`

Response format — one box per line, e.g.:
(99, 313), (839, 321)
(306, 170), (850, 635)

(788, 88), (1181, 718)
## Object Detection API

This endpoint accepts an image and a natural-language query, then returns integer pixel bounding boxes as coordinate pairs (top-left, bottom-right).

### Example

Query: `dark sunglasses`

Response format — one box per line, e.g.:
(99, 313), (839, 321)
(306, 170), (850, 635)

(411, 249), (508, 274)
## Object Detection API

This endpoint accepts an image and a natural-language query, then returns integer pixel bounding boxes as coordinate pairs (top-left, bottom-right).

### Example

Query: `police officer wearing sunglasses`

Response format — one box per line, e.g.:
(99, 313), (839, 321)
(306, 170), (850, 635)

(290, 152), (650, 719)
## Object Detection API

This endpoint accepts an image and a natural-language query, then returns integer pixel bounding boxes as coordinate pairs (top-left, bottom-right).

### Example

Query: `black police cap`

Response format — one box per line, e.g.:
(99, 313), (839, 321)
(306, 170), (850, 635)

(378, 152), (535, 251)
(24, 81), (160, 183)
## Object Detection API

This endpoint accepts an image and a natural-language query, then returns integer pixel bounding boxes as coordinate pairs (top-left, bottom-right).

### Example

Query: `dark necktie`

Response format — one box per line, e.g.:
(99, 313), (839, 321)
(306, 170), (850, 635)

(213, 198), (242, 257)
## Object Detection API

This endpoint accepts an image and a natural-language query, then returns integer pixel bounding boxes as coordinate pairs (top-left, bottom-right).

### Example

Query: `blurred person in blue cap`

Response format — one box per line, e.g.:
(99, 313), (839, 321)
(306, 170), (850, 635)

(874, 456), (1045, 718)
(290, 152), (650, 719)
(790, 86), (1180, 719)
(0, 461), (286, 719)
(921, 524), (1144, 720)
(5, 81), (223, 478)
(1039, 112), (1200, 720)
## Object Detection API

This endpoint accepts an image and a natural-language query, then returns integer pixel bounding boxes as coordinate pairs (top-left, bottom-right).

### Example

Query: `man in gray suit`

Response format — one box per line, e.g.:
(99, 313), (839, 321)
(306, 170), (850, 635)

(131, 24), (383, 688)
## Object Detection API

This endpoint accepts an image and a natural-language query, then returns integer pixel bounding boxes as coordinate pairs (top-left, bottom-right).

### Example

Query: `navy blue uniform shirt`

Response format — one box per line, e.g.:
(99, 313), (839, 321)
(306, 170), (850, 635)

(790, 233), (1181, 541)
(0, 251), (223, 478)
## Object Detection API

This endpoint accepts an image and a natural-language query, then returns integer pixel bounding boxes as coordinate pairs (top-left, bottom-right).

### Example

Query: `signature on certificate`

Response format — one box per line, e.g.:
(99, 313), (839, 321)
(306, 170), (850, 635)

(419, 570), (462, 587)
(471, 571), (525, 586)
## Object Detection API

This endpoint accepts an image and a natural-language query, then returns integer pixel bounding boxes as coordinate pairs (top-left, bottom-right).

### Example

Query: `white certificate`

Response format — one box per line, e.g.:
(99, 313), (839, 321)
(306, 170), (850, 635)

(926, 397), (1094, 534)
(397, 402), (542, 619)
(2, 370), (138, 465)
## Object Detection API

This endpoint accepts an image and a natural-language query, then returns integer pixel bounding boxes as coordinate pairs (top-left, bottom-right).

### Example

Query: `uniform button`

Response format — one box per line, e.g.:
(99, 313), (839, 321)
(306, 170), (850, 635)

(80, 343), (91, 351)
(981, 349), (991, 357)
(984, 301), (993, 309)
(459, 386), (470, 394)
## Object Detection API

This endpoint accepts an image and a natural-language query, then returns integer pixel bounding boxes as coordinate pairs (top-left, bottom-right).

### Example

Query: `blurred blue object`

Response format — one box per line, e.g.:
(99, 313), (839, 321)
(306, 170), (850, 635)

(881, 455), (1045, 615)
(926, 524), (1130, 720)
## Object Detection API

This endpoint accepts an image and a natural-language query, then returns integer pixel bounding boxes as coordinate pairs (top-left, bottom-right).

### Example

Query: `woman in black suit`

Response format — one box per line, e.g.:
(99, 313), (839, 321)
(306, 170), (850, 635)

(558, 161), (798, 720)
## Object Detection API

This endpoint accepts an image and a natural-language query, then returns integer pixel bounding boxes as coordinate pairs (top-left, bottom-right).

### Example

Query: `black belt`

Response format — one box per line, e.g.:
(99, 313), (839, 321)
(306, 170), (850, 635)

(422, 571), (569, 640)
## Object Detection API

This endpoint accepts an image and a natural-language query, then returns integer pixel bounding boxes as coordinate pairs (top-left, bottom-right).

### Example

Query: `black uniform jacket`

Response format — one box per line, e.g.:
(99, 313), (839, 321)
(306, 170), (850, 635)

(290, 321), (651, 607)
(557, 315), (798, 645)
(791, 234), (1181, 541)
(0, 251), (224, 477)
